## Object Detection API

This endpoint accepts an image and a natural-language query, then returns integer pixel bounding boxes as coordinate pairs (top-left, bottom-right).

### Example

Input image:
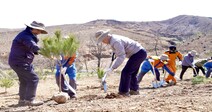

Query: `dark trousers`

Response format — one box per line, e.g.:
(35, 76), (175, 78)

(180, 65), (194, 80)
(119, 49), (147, 93)
(194, 66), (206, 75)
(10, 64), (39, 101)
(206, 68), (212, 78)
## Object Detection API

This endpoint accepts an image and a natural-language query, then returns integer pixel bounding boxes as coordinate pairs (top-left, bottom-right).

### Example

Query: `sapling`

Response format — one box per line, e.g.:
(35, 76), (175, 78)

(0, 77), (14, 93)
(39, 30), (79, 92)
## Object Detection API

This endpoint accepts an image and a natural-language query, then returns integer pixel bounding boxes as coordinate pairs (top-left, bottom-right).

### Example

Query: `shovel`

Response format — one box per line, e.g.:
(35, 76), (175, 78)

(60, 67), (76, 94)
(101, 53), (116, 93)
(150, 61), (160, 88)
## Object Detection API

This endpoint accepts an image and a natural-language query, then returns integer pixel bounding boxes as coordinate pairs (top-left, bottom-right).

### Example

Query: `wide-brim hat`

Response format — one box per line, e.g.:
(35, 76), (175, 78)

(160, 54), (169, 61)
(189, 50), (197, 56)
(95, 29), (110, 44)
(25, 21), (48, 34)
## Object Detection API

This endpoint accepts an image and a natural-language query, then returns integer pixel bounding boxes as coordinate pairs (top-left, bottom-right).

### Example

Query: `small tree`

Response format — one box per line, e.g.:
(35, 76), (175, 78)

(39, 30), (80, 92)
(0, 77), (14, 93)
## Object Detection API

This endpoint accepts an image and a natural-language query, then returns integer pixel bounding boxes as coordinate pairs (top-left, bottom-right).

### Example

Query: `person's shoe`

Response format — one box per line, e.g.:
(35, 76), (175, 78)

(129, 90), (140, 95)
(70, 95), (77, 99)
(18, 100), (25, 106)
(118, 92), (130, 97)
(25, 100), (44, 106)
(169, 81), (176, 86)
(193, 74), (197, 77)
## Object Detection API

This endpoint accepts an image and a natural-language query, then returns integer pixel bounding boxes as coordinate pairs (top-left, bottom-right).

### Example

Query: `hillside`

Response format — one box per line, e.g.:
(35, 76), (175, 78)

(0, 15), (212, 69)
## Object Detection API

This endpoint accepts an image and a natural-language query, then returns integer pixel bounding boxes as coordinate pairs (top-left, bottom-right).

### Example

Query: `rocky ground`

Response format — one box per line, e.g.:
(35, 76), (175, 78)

(0, 70), (212, 112)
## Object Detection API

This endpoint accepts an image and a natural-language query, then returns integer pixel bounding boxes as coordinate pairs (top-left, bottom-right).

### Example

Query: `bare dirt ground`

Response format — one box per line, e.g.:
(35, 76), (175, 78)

(0, 69), (212, 112)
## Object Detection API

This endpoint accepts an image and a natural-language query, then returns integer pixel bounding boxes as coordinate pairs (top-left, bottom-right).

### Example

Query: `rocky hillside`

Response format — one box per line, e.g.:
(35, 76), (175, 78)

(0, 15), (212, 69)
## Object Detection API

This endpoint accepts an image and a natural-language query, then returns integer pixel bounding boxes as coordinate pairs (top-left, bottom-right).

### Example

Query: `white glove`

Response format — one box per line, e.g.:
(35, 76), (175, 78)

(148, 59), (154, 62)
(106, 68), (113, 75)
(61, 67), (67, 74)
(178, 61), (182, 65)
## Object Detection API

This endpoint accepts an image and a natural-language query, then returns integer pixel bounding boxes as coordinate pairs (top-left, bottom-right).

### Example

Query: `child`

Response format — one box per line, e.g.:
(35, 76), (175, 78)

(137, 54), (175, 87)
(55, 53), (77, 98)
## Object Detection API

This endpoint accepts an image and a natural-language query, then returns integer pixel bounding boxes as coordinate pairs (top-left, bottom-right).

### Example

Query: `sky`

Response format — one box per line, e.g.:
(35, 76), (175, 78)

(0, 0), (211, 28)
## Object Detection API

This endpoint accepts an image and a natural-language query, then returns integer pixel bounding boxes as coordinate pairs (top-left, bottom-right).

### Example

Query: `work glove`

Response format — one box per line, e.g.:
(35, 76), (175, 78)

(61, 67), (67, 75)
(106, 67), (113, 75)
(178, 61), (182, 65)
(148, 58), (154, 62)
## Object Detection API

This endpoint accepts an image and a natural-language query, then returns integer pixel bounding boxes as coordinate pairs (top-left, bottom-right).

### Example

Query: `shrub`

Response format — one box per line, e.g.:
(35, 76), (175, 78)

(97, 68), (105, 79)
(191, 76), (212, 85)
(0, 77), (14, 93)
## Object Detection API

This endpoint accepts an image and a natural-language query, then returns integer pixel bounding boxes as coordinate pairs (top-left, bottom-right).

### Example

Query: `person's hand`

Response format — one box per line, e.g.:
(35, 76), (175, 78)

(106, 68), (113, 75)
(178, 61), (182, 65)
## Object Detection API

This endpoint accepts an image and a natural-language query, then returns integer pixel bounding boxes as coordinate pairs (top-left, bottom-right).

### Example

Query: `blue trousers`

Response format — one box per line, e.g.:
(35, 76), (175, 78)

(206, 68), (212, 78)
(119, 49), (147, 93)
(10, 64), (39, 101)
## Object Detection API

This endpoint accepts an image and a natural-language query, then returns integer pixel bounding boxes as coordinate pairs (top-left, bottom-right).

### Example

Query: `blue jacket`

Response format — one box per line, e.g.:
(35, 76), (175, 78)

(8, 27), (40, 66)
(204, 60), (212, 69)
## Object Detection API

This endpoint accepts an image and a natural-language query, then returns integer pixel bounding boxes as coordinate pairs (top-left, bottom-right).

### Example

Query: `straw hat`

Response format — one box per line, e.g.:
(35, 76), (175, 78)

(25, 21), (48, 34)
(189, 50), (197, 56)
(95, 29), (110, 44)
(160, 54), (169, 61)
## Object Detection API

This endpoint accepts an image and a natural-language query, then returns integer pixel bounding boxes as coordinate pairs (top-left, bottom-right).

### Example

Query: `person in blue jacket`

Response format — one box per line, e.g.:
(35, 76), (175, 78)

(204, 57), (212, 78)
(8, 21), (48, 106)
(55, 53), (77, 98)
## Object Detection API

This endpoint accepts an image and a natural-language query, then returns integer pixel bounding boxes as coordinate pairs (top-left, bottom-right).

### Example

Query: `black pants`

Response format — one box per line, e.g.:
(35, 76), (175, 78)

(10, 64), (39, 101)
(179, 65), (193, 80)
(194, 66), (206, 75)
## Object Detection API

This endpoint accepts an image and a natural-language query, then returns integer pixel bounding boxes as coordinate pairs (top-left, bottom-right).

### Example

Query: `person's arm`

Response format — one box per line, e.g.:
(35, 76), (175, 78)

(177, 52), (183, 61)
(111, 42), (126, 69)
(22, 35), (40, 54)
(184, 56), (194, 67)
(163, 65), (175, 76)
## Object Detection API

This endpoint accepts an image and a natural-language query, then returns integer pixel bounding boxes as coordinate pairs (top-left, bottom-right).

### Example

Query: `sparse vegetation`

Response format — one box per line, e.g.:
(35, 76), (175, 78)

(191, 76), (212, 85)
(0, 77), (14, 93)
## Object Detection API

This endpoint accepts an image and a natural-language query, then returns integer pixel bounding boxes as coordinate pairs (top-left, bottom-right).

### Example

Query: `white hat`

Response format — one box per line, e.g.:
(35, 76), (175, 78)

(95, 29), (110, 44)
(25, 21), (48, 34)
(189, 50), (197, 56)
(160, 54), (169, 61)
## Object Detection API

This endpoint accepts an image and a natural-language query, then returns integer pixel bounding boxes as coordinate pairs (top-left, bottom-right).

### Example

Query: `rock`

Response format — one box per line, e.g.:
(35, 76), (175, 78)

(52, 92), (69, 104)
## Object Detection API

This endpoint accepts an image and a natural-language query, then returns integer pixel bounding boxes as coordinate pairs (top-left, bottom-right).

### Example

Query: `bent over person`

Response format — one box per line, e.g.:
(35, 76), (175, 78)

(8, 21), (48, 106)
(55, 53), (77, 98)
(137, 54), (175, 86)
(95, 29), (147, 96)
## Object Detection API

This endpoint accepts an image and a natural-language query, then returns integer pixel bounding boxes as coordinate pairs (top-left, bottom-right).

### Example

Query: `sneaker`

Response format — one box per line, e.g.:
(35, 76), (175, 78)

(129, 90), (140, 95)
(18, 100), (25, 106)
(118, 92), (130, 97)
(169, 81), (176, 86)
(25, 100), (44, 106)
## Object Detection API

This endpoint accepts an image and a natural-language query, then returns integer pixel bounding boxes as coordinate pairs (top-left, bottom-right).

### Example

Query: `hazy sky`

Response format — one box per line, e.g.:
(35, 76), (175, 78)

(0, 0), (211, 28)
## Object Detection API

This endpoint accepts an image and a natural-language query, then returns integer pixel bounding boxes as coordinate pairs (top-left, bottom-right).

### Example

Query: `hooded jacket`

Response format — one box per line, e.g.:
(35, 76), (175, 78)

(8, 27), (40, 66)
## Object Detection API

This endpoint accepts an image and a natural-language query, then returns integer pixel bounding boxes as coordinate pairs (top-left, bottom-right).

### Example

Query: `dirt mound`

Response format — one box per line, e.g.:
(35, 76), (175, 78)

(105, 92), (123, 99)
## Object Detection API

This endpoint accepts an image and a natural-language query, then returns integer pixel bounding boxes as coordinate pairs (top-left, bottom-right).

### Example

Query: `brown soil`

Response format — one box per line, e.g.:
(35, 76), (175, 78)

(0, 70), (212, 112)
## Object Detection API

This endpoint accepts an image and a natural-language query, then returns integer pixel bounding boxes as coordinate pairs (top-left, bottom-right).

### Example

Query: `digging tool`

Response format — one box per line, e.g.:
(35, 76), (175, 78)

(101, 53), (116, 93)
(160, 69), (166, 86)
(150, 61), (159, 88)
(192, 66), (198, 77)
(61, 72), (76, 94)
